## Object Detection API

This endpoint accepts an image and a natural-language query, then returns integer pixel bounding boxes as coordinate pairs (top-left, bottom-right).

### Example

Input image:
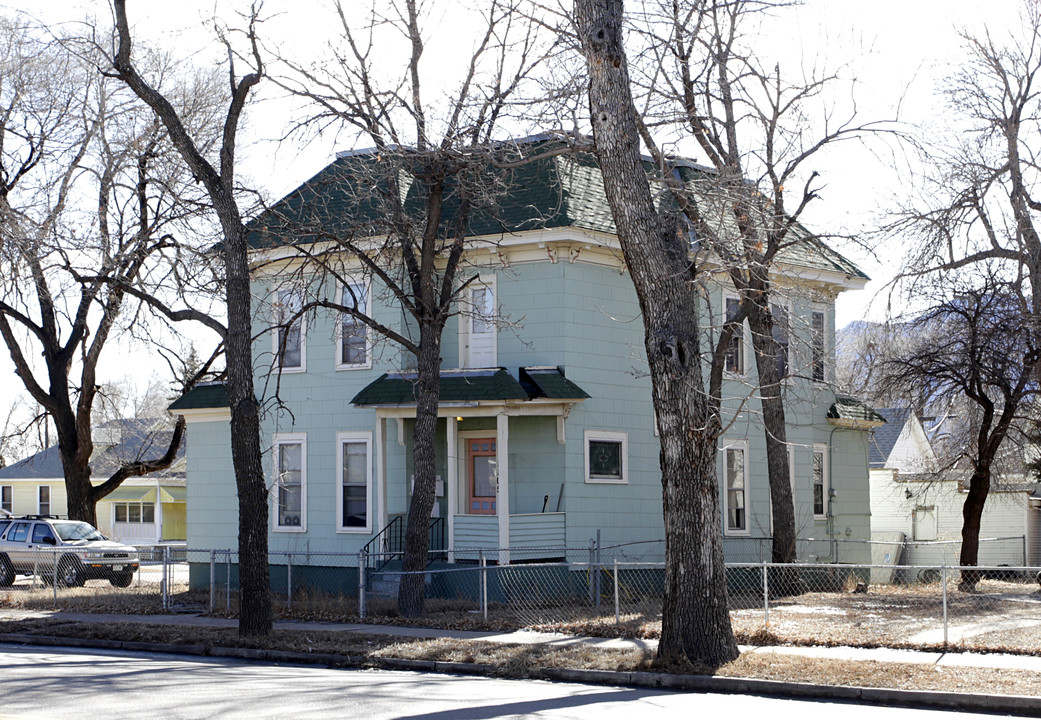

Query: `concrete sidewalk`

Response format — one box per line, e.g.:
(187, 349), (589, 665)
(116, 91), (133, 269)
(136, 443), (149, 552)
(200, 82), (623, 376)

(3, 607), (1040, 673)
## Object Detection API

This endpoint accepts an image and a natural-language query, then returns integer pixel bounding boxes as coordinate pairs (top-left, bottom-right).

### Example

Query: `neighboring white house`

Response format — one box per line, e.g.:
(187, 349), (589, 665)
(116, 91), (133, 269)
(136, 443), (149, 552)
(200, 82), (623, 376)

(869, 408), (1033, 567)
(0, 419), (187, 545)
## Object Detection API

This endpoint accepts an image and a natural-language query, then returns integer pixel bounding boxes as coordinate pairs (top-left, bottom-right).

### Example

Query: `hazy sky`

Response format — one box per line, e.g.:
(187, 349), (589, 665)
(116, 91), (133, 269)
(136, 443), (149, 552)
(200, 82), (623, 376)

(0, 0), (1030, 422)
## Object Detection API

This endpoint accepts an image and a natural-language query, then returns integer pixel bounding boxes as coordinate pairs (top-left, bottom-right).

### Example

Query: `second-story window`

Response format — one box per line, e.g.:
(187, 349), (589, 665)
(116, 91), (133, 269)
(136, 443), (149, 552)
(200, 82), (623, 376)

(724, 297), (744, 374)
(339, 282), (370, 369)
(811, 310), (826, 383)
(274, 286), (304, 371)
(467, 280), (496, 367)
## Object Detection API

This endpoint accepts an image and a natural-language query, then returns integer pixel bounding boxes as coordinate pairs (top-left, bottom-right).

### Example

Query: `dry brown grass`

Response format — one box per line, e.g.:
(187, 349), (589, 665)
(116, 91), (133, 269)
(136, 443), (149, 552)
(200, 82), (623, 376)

(3, 617), (1041, 697)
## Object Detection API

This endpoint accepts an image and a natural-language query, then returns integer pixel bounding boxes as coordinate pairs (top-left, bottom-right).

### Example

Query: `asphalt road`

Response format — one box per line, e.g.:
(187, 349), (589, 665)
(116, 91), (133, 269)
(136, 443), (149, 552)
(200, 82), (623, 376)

(0, 644), (1003, 719)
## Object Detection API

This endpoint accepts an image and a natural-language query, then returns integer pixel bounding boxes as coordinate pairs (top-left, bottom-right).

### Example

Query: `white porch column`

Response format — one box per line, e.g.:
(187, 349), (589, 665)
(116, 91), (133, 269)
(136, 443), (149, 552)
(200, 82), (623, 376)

(496, 411), (510, 565)
(376, 416), (387, 533)
(446, 416), (458, 563)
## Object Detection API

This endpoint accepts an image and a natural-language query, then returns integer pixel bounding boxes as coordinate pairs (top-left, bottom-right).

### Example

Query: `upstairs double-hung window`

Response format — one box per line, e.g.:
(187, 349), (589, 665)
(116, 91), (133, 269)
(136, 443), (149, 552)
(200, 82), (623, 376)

(466, 280), (496, 368)
(339, 282), (370, 369)
(274, 286), (305, 371)
(724, 297), (745, 374)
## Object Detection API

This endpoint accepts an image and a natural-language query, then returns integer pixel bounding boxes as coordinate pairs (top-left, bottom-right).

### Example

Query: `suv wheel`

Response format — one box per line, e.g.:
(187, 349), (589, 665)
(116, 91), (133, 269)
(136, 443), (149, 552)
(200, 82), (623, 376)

(58, 557), (84, 588)
(110, 572), (133, 588)
(0, 555), (13, 587)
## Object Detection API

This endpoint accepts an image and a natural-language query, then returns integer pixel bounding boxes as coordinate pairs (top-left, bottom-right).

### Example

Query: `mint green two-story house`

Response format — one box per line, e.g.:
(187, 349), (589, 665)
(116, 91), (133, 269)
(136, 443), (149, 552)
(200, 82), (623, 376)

(170, 146), (882, 591)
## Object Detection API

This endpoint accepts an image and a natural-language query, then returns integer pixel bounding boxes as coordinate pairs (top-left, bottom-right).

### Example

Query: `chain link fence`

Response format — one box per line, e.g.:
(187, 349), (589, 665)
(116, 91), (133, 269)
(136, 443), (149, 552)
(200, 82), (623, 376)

(4, 541), (1041, 654)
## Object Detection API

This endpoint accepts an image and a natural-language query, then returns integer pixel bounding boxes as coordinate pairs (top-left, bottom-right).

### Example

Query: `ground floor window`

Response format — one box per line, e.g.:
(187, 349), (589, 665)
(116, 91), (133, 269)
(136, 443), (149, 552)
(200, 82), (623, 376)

(722, 441), (748, 535)
(584, 430), (627, 484)
(0, 485), (10, 513)
(273, 434), (306, 531)
(114, 501), (156, 523)
(38, 486), (50, 516)
(813, 445), (829, 518)
(337, 432), (372, 532)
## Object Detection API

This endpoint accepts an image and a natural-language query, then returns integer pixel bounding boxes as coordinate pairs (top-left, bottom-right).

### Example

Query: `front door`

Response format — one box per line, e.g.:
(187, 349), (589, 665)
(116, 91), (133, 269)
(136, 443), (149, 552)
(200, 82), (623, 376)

(467, 438), (497, 515)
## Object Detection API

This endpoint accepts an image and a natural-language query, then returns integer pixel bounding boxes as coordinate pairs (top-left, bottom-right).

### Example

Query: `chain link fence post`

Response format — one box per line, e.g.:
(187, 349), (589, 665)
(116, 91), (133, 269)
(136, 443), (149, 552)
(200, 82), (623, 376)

(161, 545), (169, 610)
(51, 551), (57, 607)
(762, 561), (769, 631)
(287, 553), (293, 613)
(595, 530), (602, 609)
(587, 540), (595, 605)
(225, 549), (231, 613)
(209, 550), (216, 613)
(480, 550), (488, 622)
(942, 564), (949, 648)
(614, 558), (619, 624)
(358, 550), (366, 619)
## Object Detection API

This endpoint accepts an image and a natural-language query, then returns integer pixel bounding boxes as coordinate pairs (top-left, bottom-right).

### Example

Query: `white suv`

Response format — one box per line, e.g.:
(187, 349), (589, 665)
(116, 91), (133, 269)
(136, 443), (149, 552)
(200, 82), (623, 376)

(0, 516), (140, 588)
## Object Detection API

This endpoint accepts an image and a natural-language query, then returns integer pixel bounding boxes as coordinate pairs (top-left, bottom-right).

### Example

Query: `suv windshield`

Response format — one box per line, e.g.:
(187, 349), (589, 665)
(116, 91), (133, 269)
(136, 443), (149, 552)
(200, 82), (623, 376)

(53, 521), (105, 542)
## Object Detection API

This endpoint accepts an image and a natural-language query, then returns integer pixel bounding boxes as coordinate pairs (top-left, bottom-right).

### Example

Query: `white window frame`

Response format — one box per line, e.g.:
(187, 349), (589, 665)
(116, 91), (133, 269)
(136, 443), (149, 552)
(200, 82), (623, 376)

(721, 439), (750, 536)
(460, 274), (497, 368)
(272, 433), (307, 532)
(272, 285), (306, 373)
(336, 280), (372, 370)
(37, 485), (50, 516)
(113, 501), (156, 524)
(584, 430), (628, 484)
(336, 431), (373, 533)
(723, 296), (747, 376)
(0, 485), (11, 513)
(813, 443), (829, 520)
(810, 306), (827, 384)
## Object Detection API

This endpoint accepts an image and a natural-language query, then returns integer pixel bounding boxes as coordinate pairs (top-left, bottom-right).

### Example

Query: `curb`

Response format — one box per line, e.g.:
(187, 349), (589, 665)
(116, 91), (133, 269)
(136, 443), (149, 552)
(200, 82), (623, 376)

(2, 632), (1040, 716)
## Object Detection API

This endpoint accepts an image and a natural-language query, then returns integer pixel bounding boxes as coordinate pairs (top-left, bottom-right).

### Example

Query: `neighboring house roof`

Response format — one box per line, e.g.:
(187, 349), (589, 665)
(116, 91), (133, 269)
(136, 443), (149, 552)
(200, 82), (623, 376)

(247, 138), (868, 282)
(869, 408), (913, 468)
(168, 383), (229, 411)
(827, 397), (887, 428)
(0, 419), (186, 481)
(352, 367), (590, 406)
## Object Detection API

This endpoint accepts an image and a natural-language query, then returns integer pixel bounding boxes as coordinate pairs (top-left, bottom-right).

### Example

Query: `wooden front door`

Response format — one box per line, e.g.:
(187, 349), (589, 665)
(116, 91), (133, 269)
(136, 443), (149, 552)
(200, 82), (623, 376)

(467, 438), (497, 514)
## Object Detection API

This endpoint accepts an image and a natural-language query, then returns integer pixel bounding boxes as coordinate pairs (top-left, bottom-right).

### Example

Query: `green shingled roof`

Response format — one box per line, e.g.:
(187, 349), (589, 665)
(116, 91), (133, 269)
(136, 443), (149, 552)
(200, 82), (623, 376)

(247, 137), (868, 281)
(827, 396), (887, 426)
(519, 367), (591, 400)
(352, 367), (589, 406)
(168, 383), (229, 411)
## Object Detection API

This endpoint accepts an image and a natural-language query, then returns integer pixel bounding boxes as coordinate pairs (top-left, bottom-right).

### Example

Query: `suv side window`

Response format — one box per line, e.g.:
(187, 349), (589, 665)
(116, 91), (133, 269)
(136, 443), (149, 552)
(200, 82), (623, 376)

(8, 522), (30, 542)
(0, 520), (9, 537)
(31, 523), (56, 544)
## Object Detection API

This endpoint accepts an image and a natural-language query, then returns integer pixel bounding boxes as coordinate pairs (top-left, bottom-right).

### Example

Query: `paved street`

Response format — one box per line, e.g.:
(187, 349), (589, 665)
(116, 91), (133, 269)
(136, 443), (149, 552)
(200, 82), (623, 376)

(0, 644), (1002, 719)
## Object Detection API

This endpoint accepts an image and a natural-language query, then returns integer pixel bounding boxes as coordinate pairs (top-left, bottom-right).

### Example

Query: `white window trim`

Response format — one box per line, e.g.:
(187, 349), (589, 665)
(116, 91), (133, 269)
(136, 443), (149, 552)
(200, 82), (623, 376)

(584, 429), (628, 484)
(335, 280), (372, 371)
(810, 306), (828, 385)
(273, 433), (307, 533)
(272, 285), (306, 374)
(336, 431), (373, 533)
(721, 439), (750, 537)
(0, 485), (11, 513)
(723, 295), (748, 377)
(813, 443), (829, 520)
(37, 485), (50, 516)
(459, 274), (497, 368)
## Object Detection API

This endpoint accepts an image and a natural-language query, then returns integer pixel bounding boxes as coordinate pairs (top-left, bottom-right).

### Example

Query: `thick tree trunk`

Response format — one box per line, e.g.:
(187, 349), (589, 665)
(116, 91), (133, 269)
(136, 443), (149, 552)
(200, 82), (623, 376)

(577, 0), (738, 668)
(223, 220), (271, 636)
(958, 468), (989, 591)
(747, 302), (798, 580)
(60, 452), (97, 526)
(398, 323), (442, 618)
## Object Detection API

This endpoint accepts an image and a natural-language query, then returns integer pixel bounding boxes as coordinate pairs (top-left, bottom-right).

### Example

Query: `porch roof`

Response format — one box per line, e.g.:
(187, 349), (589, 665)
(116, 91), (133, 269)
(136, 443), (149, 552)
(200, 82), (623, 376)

(351, 367), (589, 407)
(827, 396), (887, 428)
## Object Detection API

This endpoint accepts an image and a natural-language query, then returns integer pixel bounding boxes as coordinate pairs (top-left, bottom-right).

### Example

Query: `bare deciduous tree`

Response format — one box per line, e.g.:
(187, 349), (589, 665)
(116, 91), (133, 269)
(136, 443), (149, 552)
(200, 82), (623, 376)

(264, 0), (553, 618)
(0, 20), (201, 527)
(110, 0), (273, 636)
